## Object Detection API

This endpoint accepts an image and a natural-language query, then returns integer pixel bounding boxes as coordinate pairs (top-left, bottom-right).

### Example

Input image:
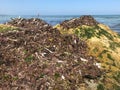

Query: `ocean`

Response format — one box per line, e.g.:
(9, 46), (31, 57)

(0, 15), (120, 33)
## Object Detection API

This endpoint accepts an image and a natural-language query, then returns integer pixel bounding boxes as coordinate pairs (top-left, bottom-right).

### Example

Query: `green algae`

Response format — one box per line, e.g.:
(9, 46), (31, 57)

(75, 27), (96, 39)
(25, 55), (34, 62)
(107, 54), (114, 61)
(117, 33), (120, 38)
(98, 28), (114, 40)
(74, 26), (114, 41)
(98, 50), (109, 59)
(97, 84), (104, 90)
(54, 73), (60, 79)
(113, 71), (120, 83)
(109, 42), (120, 50)
(0, 25), (19, 32)
(93, 47), (99, 53)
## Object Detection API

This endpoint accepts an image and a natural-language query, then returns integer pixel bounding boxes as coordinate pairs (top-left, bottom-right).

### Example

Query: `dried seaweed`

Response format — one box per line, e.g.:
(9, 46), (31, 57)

(0, 18), (102, 90)
(60, 15), (99, 29)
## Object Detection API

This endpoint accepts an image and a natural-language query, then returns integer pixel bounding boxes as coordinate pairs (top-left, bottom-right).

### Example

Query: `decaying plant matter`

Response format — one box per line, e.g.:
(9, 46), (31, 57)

(0, 18), (102, 90)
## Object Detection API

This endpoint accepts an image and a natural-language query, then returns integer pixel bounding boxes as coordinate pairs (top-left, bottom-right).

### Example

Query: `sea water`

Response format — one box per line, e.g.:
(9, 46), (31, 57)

(0, 15), (120, 33)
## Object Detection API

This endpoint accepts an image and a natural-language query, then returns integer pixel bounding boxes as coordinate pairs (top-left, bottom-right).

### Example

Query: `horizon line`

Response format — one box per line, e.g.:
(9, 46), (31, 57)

(1, 14), (120, 16)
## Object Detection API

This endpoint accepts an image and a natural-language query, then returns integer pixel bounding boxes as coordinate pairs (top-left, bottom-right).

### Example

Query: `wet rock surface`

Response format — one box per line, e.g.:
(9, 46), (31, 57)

(0, 18), (102, 89)
(60, 15), (99, 29)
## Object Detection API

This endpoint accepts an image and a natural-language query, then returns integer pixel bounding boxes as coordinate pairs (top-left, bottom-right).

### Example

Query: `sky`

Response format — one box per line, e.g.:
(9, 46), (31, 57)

(0, 0), (120, 15)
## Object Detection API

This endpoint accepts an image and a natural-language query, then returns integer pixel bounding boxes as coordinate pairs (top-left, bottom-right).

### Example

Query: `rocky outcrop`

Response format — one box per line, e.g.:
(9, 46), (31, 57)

(0, 18), (102, 90)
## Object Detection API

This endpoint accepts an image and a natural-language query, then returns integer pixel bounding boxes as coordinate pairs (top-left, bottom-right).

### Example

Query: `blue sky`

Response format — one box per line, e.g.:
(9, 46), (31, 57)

(0, 0), (120, 15)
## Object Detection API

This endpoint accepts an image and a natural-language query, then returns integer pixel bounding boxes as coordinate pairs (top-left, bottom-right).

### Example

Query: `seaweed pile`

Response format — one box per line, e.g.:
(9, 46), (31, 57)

(60, 15), (99, 29)
(55, 15), (120, 90)
(0, 18), (102, 90)
(7, 18), (51, 31)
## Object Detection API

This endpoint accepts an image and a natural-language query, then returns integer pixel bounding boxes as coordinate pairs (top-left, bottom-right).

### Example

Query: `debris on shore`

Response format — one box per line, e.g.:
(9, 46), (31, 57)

(55, 15), (120, 90)
(59, 15), (99, 29)
(0, 18), (102, 90)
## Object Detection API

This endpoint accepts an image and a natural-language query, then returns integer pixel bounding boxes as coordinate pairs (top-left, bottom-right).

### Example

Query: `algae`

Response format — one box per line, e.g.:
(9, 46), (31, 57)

(97, 84), (104, 90)
(0, 24), (19, 32)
